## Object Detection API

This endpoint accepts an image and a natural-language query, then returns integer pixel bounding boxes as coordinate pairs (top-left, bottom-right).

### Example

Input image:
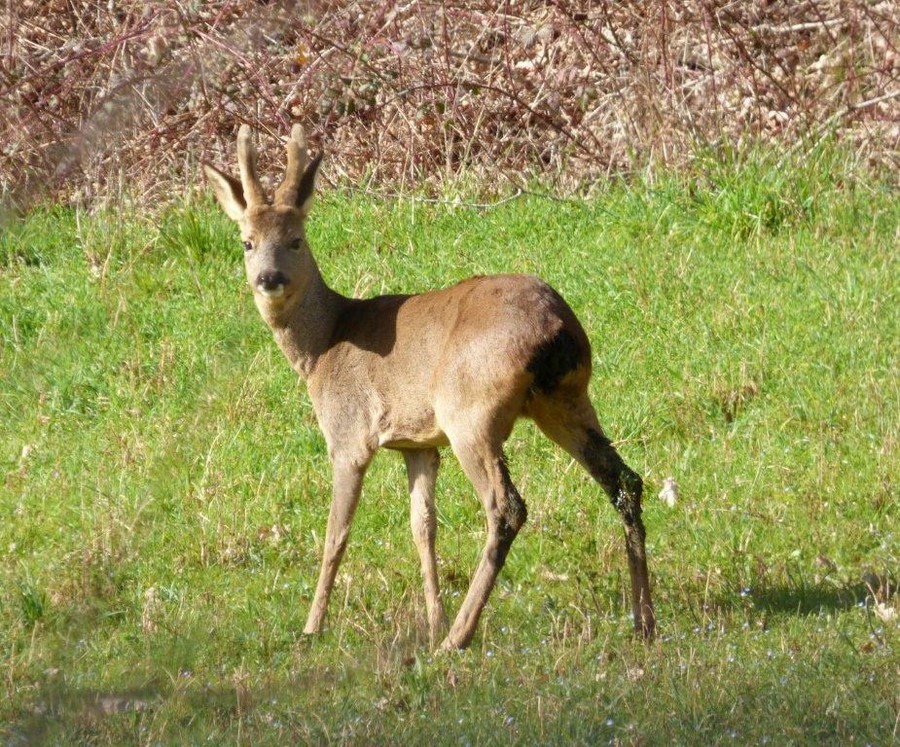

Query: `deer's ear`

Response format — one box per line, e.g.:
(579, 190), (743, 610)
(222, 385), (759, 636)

(296, 155), (322, 218)
(203, 162), (247, 221)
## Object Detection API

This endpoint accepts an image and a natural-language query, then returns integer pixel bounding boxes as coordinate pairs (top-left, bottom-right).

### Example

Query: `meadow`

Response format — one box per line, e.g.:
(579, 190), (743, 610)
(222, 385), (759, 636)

(1, 149), (897, 744)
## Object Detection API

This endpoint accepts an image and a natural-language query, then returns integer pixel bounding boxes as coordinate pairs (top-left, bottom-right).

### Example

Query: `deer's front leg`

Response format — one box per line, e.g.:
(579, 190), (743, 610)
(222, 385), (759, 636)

(303, 454), (370, 635)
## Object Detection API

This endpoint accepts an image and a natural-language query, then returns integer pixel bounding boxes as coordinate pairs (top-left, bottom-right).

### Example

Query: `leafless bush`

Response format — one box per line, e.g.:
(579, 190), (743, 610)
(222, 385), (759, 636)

(1, 0), (897, 207)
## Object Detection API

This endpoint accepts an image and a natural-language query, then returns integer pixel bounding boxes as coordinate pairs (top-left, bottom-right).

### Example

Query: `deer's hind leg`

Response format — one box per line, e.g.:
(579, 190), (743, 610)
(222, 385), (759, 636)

(402, 447), (449, 646)
(437, 403), (527, 651)
(528, 389), (656, 639)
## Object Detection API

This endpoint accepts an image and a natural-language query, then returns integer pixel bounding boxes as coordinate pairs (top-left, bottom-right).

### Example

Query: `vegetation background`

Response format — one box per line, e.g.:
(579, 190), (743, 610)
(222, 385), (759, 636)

(1, 1), (898, 744)
(2, 0), (898, 205)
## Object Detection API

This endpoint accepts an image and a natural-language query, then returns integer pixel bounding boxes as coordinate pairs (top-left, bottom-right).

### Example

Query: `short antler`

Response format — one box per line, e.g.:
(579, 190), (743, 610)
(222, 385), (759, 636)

(237, 124), (266, 207)
(274, 124), (309, 207)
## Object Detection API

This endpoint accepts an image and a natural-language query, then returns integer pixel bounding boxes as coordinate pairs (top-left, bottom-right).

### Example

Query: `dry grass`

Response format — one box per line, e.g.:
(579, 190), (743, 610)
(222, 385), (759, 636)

(1, 0), (898, 208)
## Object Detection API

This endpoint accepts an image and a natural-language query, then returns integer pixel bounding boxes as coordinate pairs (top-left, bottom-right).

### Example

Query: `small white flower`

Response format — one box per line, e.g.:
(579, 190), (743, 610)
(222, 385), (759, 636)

(873, 602), (896, 623)
(18, 444), (33, 465)
(658, 477), (678, 507)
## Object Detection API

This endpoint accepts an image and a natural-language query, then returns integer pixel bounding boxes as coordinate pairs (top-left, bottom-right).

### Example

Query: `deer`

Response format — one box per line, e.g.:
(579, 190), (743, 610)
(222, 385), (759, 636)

(202, 124), (655, 651)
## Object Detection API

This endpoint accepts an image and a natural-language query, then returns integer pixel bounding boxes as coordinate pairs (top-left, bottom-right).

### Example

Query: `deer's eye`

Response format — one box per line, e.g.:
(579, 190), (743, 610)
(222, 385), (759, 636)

(290, 238), (302, 251)
(242, 240), (253, 253)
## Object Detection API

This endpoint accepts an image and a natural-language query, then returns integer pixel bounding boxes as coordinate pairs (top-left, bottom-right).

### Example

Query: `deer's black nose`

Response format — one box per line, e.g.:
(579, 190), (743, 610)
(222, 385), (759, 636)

(256, 270), (288, 292)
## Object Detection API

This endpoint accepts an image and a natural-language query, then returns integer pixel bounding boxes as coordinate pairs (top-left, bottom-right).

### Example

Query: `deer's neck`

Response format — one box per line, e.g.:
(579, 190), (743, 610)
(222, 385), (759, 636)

(260, 264), (347, 380)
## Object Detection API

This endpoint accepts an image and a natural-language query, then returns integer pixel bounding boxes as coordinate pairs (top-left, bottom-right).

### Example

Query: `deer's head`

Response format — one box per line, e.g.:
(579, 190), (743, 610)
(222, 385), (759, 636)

(204, 125), (322, 317)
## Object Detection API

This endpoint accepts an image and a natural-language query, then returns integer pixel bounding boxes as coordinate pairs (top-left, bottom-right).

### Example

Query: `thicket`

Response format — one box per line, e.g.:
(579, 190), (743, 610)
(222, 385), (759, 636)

(2, 0), (897, 207)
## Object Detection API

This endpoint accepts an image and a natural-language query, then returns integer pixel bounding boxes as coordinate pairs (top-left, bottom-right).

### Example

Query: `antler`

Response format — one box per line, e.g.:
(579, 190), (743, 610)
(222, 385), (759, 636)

(274, 124), (309, 207)
(237, 124), (267, 207)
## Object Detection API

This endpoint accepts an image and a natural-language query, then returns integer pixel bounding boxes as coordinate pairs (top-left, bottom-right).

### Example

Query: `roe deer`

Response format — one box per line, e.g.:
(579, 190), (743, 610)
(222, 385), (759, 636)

(203, 124), (655, 650)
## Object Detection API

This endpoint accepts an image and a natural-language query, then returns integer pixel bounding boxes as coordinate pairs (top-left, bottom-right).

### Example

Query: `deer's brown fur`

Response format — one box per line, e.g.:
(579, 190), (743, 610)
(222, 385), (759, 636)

(203, 125), (655, 650)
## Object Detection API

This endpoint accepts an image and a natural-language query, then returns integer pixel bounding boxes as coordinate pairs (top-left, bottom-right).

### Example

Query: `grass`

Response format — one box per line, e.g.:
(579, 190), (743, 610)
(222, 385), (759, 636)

(1, 148), (897, 745)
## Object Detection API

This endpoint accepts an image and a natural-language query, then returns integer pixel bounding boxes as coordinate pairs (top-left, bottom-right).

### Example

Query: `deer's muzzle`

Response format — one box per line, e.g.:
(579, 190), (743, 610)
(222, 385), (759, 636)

(256, 270), (289, 299)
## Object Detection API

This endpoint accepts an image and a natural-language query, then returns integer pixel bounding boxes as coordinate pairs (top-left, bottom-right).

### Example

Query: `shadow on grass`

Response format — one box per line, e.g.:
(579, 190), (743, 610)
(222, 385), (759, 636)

(5, 662), (344, 745)
(743, 582), (868, 617)
(7, 681), (281, 745)
(5, 685), (167, 746)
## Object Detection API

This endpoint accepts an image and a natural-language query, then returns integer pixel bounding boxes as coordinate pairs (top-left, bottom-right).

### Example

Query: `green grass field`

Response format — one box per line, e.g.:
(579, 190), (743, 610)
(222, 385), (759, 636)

(1, 149), (897, 745)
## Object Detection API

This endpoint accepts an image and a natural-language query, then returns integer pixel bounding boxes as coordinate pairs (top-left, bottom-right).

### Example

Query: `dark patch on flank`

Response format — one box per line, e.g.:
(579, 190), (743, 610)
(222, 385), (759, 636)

(527, 329), (582, 394)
